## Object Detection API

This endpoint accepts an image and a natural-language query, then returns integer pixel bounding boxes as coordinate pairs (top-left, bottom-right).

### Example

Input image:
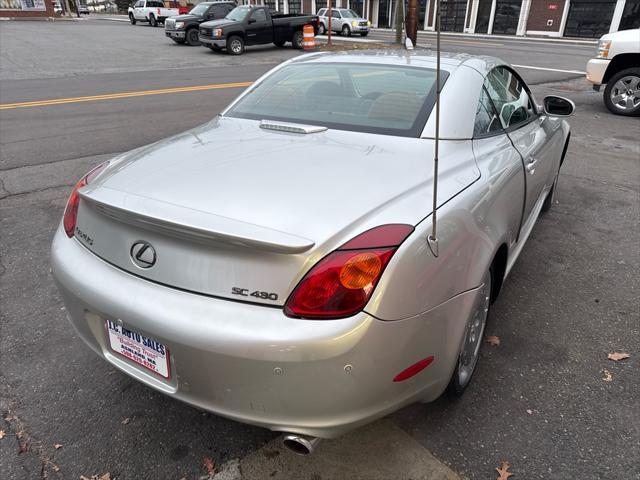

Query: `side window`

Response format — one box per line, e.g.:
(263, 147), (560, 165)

(318, 8), (325, 16)
(474, 87), (504, 137)
(485, 67), (536, 129)
(134, 1), (144, 7)
(331, 10), (340, 18)
(212, 6), (226, 17)
(250, 8), (267, 21)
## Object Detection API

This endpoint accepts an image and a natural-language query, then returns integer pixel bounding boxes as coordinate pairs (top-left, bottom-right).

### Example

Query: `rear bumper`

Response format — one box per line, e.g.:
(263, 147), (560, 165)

(586, 58), (609, 85)
(51, 225), (479, 438)
(199, 36), (225, 47)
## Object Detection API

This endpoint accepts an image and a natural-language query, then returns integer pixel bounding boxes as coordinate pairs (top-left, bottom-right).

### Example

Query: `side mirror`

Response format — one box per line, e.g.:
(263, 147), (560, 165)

(248, 18), (256, 24)
(543, 96), (575, 117)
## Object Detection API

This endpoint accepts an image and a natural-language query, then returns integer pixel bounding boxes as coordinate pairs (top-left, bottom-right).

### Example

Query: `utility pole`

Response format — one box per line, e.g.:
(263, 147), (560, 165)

(63, 0), (73, 17)
(327, 0), (332, 46)
(406, 0), (418, 46)
(394, 0), (404, 44)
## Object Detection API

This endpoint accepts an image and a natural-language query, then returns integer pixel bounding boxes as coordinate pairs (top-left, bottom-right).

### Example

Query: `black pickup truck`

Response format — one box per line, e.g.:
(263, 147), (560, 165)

(165, 1), (236, 46)
(198, 5), (318, 55)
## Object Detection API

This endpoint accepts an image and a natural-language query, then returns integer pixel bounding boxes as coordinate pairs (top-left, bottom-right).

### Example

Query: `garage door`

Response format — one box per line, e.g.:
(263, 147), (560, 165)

(492, 0), (522, 35)
(564, 0), (617, 38)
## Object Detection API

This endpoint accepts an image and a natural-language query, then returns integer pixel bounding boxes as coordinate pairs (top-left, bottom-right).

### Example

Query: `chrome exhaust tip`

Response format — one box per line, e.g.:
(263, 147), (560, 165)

(282, 434), (321, 455)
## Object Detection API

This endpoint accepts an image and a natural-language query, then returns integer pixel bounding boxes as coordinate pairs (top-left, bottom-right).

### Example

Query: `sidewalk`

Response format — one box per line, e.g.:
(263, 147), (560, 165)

(371, 28), (598, 45)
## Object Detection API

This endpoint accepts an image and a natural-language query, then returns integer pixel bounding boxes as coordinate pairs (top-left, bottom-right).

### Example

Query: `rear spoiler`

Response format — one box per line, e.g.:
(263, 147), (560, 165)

(80, 186), (315, 254)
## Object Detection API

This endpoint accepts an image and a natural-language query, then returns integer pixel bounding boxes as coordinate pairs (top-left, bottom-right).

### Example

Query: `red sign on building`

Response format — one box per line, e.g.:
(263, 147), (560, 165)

(548, 3), (559, 10)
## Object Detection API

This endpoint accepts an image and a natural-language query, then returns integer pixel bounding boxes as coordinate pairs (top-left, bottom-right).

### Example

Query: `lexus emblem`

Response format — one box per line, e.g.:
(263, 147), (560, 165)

(130, 241), (156, 269)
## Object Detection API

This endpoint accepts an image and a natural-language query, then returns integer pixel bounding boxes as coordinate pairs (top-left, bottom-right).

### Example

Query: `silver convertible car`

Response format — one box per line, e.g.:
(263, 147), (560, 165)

(52, 51), (573, 454)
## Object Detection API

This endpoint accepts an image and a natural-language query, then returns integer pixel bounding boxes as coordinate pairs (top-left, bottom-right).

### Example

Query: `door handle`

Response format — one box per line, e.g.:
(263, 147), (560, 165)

(526, 158), (538, 174)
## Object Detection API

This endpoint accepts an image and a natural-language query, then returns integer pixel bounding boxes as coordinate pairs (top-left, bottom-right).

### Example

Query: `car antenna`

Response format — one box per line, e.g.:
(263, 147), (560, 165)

(427, 0), (441, 258)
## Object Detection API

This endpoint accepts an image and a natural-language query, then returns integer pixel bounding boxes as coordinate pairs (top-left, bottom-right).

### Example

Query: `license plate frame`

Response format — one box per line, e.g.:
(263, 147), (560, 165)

(105, 320), (171, 379)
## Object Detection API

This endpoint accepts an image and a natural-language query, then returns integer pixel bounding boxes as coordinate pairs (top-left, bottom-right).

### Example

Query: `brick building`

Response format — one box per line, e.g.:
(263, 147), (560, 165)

(239, 0), (639, 38)
(0, 0), (55, 17)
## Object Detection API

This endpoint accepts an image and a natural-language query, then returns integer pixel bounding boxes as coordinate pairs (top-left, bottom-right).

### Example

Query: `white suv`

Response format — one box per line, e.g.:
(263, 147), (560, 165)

(586, 28), (640, 117)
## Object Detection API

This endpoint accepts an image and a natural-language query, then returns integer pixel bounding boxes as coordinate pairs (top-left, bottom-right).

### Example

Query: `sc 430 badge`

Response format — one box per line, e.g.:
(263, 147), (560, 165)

(232, 287), (278, 301)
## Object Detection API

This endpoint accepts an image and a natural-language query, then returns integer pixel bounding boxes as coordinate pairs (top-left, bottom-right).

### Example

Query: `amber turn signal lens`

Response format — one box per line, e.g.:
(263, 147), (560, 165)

(339, 252), (382, 290)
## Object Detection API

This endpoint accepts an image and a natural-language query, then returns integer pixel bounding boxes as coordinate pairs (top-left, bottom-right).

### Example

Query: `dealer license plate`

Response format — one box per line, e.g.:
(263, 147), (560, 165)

(106, 320), (170, 379)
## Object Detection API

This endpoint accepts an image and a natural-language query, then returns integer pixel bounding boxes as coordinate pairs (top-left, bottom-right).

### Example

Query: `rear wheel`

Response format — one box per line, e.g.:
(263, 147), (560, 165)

(149, 14), (157, 27)
(603, 68), (640, 117)
(292, 30), (304, 49)
(318, 23), (326, 35)
(447, 269), (491, 396)
(341, 24), (351, 36)
(226, 35), (244, 55)
(186, 28), (200, 46)
(129, 13), (136, 24)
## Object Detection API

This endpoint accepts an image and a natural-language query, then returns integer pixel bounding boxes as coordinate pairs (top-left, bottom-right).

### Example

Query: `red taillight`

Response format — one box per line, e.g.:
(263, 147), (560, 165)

(284, 224), (414, 319)
(62, 162), (108, 238)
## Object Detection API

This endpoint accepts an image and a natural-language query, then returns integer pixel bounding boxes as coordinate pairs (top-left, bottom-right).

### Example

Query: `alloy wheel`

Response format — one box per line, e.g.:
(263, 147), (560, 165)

(457, 270), (491, 388)
(609, 75), (640, 112)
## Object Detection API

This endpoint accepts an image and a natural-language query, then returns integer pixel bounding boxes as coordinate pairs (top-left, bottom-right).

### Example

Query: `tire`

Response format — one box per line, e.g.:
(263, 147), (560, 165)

(603, 68), (640, 117)
(129, 13), (136, 25)
(186, 28), (200, 46)
(292, 30), (304, 49)
(226, 35), (244, 55)
(274, 40), (286, 47)
(318, 23), (326, 35)
(447, 269), (491, 396)
(149, 14), (157, 27)
(360, 32), (368, 36)
(341, 24), (351, 36)
(541, 170), (559, 214)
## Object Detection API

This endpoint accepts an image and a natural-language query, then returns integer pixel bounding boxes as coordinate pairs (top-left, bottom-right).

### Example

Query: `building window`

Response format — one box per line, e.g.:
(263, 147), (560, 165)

(475, 0), (493, 33)
(564, 0), (616, 38)
(492, 0), (522, 35)
(619, 0), (640, 30)
(439, 0), (468, 32)
(289, 0), (301, 12)
(419, 0), (427, 29)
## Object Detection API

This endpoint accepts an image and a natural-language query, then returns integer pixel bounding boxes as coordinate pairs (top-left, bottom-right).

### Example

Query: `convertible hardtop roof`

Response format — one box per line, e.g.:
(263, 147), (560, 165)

(291, 50), (505, 76)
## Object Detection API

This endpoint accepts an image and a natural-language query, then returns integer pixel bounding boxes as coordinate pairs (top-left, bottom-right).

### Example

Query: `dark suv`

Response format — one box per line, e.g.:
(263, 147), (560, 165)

(165, 1), (236, 46)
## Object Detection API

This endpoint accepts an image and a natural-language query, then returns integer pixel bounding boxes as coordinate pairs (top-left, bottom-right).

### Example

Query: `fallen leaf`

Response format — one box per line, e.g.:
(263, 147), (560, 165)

(0, 430), (6, 439)
(203, 456), (216, 475)
(80, 474), (110, 480)
(608, 352), (630, 362)
(495, 461), (513, 480)
(51, 464), (60, 472)
(602, 369), (613, 382)
(486, 335), (501, 346)
(18, 441), (29, 454)
(526, 409), (533, 415)
(121, 417), (131, 425)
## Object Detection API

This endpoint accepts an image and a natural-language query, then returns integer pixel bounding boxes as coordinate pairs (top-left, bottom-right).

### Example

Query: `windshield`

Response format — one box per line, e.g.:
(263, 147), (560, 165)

(225, 63), (443, 137)
(341, 10), (358, 18)
(226, 6), (250, 21)
(189, 3), (210, 15)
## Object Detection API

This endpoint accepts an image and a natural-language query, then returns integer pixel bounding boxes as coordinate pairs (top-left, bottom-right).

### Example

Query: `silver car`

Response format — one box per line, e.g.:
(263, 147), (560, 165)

(52, 51), (573, 454)
(317, 8), (370, 36)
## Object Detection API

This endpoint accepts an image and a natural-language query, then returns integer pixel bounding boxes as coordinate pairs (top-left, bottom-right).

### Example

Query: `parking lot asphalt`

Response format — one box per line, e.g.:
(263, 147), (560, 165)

(1, 18), (639, 480)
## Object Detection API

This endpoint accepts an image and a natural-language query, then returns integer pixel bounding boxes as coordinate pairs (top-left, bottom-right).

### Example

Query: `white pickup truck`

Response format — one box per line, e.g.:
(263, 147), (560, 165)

(586, 28), (640, 117)
(128, 0), (179, 28)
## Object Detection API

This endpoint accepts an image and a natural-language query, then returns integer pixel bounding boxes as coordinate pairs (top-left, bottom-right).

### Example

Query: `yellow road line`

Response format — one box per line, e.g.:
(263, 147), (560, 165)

(0, 81), (253, 110)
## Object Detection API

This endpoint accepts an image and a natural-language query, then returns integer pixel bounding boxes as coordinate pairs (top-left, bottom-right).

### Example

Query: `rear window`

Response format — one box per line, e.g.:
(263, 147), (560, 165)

(225, 63), (444, 137)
